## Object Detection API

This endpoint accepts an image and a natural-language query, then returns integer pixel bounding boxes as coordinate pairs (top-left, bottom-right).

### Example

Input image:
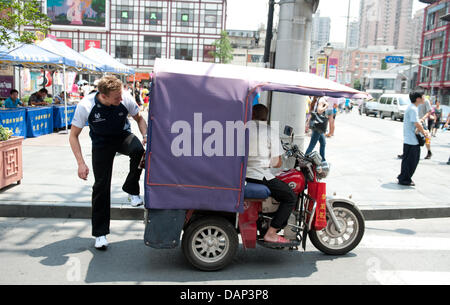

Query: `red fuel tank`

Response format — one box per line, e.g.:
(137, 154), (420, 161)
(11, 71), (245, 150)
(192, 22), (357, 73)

(276, 169), (306, 195)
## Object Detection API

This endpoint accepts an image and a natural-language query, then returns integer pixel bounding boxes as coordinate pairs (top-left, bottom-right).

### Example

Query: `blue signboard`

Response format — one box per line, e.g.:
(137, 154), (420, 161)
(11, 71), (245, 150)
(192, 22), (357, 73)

(26, 107), (53, 138)
(0, 109), (27, 137)
(53, 105), (76, 129)
(385, 56), (404, 64)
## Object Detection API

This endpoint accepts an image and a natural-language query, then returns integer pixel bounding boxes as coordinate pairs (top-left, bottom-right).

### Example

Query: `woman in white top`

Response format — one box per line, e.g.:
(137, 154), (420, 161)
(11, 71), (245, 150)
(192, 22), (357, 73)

(305, 97), (329, 161)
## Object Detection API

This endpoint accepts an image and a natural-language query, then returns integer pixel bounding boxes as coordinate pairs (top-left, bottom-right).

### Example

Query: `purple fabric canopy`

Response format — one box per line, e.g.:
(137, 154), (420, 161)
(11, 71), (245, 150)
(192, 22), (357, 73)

(144, 59), (370, 213)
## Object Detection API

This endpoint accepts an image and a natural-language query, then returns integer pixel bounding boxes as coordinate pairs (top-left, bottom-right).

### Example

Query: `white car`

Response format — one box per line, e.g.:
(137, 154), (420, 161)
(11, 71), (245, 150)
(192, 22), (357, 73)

(377, 94), (411, 121)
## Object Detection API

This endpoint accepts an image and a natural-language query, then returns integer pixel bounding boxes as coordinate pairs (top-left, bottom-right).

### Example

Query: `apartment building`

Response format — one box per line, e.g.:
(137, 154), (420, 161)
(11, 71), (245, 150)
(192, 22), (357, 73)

(417, 0), (450, 105)
(27, 0), (227, 73)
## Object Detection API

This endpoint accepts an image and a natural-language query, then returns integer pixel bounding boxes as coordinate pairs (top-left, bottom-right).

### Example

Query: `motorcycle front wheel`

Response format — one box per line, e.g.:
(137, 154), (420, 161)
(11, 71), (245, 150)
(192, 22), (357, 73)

(308, 202), (365, 255)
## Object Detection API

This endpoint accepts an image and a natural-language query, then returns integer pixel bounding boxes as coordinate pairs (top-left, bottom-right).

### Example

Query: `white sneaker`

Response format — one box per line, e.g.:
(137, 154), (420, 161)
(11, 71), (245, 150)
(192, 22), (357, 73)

(95, 236), (108, 250)
(128, 194), (143, 207)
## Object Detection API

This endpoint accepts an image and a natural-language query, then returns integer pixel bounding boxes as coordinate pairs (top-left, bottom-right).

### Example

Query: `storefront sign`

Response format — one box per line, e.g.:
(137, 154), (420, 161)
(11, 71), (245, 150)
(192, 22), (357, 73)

(316, 57), (327, 79)
(85, 40), (101, 50)
(328, 58), (339, 82)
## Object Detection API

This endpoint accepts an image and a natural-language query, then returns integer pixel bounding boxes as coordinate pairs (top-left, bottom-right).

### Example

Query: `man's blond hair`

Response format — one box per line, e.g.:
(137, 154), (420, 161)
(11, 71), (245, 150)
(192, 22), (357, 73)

(97, 76), (123, 96)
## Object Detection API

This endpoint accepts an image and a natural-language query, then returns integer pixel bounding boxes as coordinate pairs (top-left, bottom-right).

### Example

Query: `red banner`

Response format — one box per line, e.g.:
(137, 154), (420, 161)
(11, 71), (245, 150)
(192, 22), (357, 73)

(57, 39), (72, 49)
(85, 40), (101, 50)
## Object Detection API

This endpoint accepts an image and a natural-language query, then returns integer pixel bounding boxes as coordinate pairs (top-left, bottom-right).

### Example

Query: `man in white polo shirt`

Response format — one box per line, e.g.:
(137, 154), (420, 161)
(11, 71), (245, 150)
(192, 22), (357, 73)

(397, 91), (430, 186)
(69, 76), (148, 250)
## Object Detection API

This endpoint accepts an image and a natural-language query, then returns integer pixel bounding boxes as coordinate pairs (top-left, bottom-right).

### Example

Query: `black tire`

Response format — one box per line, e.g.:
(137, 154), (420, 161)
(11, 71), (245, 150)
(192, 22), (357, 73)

(391, 113), (396, 121)
(379, 111), (384, 119)
(308, 202), (365, 256)
(182, 216), (238, 271)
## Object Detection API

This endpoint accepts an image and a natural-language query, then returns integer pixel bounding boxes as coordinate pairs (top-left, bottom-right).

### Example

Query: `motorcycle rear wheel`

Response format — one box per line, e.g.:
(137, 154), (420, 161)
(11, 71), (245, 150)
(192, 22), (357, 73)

(308, 202), (365, 255)
(182, 216), (238, 271)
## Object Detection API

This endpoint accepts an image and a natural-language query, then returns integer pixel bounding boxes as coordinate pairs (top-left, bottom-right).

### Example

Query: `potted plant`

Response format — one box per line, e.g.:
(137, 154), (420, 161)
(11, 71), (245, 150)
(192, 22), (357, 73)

(0, 125), (23, 189)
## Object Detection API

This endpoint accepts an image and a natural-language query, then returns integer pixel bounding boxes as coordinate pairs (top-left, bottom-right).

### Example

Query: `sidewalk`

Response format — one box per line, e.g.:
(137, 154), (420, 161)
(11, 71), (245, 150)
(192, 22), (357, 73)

(0, 110), (449, 221)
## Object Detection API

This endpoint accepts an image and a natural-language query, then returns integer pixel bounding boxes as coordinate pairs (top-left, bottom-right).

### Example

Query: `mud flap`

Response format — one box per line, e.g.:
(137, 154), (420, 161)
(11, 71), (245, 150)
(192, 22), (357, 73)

(144, 209), (186, 249)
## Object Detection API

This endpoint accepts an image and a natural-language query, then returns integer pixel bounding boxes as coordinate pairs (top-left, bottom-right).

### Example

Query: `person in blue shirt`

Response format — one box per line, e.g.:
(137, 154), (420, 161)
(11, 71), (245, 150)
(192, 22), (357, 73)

(4, 89), (23, 108)
(397, 91), (430, 186)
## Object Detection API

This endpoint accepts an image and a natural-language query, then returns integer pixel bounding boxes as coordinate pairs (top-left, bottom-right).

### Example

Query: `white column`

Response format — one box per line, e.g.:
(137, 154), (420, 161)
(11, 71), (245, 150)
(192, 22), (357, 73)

(271, 0), (318, 151)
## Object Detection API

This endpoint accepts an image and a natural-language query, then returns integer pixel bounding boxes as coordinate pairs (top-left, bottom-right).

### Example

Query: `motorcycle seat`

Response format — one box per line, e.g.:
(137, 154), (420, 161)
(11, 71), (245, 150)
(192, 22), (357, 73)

(244, 182), (271, 200)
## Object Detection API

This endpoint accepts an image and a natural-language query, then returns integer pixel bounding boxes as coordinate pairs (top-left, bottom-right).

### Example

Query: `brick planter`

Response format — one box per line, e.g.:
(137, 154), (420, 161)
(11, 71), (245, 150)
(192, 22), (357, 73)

(0, 136), (23, 189)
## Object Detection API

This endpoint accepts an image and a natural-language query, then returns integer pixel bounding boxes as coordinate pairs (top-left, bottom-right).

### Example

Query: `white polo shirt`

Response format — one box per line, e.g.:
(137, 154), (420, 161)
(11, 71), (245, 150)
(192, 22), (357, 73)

(246, 120), (283, 181)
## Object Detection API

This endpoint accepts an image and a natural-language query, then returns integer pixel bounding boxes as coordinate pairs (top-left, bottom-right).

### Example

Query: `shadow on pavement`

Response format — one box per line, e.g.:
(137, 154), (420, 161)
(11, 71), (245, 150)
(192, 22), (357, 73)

(381, 182), (413, 190)
(28, 237), (356, 284)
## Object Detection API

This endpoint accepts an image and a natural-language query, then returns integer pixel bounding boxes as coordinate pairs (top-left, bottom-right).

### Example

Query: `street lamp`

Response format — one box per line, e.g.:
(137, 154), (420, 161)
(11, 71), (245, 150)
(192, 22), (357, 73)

(322, 43), (334, 79)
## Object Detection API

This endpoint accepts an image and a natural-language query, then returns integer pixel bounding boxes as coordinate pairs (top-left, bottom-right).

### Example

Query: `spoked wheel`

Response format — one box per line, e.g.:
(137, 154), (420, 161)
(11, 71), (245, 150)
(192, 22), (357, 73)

(182, 217), (238, 271)
(309, 202), (365, 255)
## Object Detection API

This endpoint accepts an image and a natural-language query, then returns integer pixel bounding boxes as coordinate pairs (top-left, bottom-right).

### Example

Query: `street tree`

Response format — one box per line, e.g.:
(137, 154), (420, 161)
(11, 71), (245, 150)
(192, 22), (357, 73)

(0, 0), (51, 47)
(210, 30), (234, 64)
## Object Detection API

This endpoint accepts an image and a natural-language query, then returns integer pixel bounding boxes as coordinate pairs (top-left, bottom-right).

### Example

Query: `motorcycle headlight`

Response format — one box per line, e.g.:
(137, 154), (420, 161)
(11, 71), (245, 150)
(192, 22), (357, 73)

(316, 161), (330, 179)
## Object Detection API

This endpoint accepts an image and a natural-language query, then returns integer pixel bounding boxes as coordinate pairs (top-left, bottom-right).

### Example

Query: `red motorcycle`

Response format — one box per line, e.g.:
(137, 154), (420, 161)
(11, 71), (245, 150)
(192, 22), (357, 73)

(177, 128), (365, 271)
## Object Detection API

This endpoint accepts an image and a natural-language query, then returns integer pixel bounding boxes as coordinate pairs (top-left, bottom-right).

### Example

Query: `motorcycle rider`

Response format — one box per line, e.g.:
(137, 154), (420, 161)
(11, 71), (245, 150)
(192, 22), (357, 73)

(246, 104), (296, 244)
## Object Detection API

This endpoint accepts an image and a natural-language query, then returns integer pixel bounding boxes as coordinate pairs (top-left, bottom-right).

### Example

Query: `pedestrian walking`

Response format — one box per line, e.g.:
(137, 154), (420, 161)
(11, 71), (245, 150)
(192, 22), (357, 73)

(305, 96), (329, 161)
(69, 75), (148, 250)
(431, 100), (443, 137)
(397, 91), (430, 186)
(418, 97), (433, 159)
(444, 114), (450, 165)
(325, 97), (338, 137)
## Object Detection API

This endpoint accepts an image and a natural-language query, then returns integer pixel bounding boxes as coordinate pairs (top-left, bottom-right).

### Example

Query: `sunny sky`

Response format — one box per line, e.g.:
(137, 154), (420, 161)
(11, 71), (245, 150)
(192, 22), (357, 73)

(226, 0), (428, 44)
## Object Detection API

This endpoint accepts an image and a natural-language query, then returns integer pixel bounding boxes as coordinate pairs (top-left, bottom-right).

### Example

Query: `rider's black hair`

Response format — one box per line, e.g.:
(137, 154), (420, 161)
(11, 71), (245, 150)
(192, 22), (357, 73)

(252, 104), (268, 121)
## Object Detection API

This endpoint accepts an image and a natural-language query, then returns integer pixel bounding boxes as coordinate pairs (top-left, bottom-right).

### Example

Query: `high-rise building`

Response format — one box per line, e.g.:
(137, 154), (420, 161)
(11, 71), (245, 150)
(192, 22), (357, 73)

(411, 9), (425, 55)
(359, 0), (413, 50)
(311, 10), (331, 55)
(348, 21), (360, 48)
(25, 0), (227, 73)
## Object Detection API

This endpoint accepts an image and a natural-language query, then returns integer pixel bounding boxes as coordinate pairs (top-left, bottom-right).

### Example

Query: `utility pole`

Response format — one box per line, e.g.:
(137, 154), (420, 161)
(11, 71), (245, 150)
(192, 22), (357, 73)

(270, 0), (319, 150)
(342, 0), (351, 86)
(263, 0), (275, 65)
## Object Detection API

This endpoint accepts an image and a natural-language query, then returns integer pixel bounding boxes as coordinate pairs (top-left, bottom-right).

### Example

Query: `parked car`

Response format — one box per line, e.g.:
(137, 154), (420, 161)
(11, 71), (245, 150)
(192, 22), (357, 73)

(359, 100), (379, 117)
(377, 94), (411, 121)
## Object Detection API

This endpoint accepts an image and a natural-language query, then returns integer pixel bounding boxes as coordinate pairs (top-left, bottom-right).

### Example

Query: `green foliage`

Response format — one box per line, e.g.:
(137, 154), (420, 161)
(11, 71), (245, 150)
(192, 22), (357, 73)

(44, 97), (53, 104)
(353, 79), (361, 90)
(381, 58), (387, 70)
(0, 125), (13, 141)
(210, 30), (234, 64)
(0, 0), (52, 47)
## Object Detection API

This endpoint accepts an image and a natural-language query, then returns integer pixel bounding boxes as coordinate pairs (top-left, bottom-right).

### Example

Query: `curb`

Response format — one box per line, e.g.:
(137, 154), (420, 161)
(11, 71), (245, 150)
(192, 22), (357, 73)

(0, 203), (144, 221)
(1, 203), (450, 221)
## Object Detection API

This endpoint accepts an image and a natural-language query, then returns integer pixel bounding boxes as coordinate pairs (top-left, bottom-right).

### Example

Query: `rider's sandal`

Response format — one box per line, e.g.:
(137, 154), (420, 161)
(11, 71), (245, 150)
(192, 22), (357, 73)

(264, 235), (291, 244)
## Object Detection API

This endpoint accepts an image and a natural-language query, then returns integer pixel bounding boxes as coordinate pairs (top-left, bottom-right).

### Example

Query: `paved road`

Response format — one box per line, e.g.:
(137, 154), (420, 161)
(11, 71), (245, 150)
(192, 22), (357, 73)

(1, 217), (449, 285)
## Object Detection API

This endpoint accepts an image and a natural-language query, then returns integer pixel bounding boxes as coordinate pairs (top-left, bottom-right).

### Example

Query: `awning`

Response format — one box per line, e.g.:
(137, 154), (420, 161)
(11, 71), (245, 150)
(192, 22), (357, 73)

(38, 38), (102, 72)
(81, 47), (135, 75)
(0, 43), (73, 69)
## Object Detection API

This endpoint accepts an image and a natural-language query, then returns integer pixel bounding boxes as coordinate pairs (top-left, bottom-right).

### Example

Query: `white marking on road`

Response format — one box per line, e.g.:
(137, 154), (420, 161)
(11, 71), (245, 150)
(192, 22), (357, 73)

(369, 270), (450, 285)
(360, 235), (450, 251)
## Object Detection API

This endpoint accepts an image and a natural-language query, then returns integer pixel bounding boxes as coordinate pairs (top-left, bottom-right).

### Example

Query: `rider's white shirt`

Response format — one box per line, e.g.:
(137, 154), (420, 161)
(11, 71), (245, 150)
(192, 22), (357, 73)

(246, 120), (282, 181)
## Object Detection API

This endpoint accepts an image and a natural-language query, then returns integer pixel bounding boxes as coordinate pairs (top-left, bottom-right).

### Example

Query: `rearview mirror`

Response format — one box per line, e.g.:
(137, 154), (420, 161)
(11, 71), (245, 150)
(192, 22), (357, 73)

(284, 125), (293, 137)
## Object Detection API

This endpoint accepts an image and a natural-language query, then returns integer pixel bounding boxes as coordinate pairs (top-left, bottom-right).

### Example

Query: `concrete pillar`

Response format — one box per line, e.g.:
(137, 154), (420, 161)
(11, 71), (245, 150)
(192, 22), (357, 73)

(270, 0), (319, 151)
